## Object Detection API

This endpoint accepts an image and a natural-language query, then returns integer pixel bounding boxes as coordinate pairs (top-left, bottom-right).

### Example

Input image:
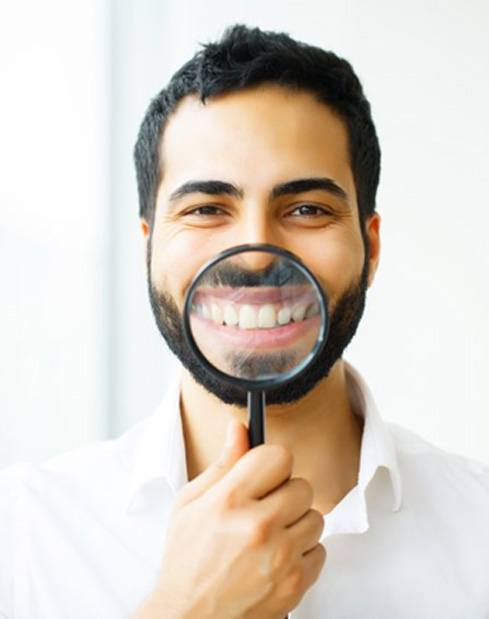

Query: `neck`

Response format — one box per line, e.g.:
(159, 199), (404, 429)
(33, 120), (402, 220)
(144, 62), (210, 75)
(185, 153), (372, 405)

(180, 360), (364, 515)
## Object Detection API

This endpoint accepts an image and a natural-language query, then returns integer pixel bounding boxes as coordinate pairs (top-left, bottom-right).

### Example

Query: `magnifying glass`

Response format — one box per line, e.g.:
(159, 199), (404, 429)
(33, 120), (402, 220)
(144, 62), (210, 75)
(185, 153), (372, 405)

(183, 243), (329, 448)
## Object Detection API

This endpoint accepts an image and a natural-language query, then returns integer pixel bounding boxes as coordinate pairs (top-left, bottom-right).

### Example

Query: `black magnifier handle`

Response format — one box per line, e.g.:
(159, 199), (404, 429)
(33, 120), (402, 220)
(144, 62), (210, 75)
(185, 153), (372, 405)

(248, 393), (290, 619)
(247, 391), (265, 447)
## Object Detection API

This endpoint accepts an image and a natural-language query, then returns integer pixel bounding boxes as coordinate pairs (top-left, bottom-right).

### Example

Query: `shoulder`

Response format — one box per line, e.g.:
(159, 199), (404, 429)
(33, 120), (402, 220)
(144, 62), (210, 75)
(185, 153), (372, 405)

(387, 420), (488, 474)
(387, 421), (489, 505)
(0, 460), (38, 512)
(0, 413), (159, 614)
(0, 417), (148, 513)
(0, 462), (36, 613)
(0, 462), (31, 520)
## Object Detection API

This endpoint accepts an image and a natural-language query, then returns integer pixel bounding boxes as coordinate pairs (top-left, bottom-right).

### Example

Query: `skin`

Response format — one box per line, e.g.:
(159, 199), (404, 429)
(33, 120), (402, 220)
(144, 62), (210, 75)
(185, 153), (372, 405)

(140, 84), (380, 515)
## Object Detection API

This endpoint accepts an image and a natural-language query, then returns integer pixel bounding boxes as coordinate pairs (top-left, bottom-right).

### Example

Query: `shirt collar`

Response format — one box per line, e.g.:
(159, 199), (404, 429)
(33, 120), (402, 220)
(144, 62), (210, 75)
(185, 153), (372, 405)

(124, 361), (402, 524)
(124, 363), (187, 513)
(322, 362), (402, 537)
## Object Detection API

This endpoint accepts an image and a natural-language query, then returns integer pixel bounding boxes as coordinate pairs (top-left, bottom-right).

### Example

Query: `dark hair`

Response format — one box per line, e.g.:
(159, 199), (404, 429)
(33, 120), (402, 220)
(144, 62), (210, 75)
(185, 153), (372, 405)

(134, 24), (381, 233)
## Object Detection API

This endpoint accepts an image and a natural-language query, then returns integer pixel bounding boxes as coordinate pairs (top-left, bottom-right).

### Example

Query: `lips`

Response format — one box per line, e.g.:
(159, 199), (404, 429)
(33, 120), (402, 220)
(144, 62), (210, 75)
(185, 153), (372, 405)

(195, 285), (308, 304)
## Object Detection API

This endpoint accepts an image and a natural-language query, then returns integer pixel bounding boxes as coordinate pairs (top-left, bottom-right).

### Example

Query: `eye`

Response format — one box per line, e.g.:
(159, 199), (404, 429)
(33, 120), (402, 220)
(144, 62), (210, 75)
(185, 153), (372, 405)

(288, 204), (331, 217)
(186, 205), (224, 216)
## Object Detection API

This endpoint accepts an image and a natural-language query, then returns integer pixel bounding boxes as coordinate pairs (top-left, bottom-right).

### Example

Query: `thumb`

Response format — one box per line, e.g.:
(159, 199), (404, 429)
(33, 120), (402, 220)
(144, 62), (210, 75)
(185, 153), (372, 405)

(177, 420), (250, 507)
(219, 419), (250, 468)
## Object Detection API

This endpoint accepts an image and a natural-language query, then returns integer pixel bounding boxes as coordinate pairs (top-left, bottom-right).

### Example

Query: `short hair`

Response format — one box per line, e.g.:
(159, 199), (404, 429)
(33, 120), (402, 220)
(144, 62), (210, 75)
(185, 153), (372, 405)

(134, 24), (381, 233)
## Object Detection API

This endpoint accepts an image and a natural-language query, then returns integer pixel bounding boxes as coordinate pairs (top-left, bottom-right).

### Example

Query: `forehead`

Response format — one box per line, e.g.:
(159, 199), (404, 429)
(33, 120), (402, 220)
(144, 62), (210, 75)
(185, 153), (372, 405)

(158, 84), (355, 200)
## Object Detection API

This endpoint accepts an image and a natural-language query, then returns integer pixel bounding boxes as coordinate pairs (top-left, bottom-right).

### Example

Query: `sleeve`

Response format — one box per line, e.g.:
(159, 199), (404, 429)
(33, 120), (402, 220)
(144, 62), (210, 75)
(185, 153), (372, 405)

(0, 463), (29, 619)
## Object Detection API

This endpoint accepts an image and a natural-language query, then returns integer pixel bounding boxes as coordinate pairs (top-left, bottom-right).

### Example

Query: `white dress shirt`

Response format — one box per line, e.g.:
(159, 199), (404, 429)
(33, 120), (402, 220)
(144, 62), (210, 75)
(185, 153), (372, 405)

(1, 362), (489, 618)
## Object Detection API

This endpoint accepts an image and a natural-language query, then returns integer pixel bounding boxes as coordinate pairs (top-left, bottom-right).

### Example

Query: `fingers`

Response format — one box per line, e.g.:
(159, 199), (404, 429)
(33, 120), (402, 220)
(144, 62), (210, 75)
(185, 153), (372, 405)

(176, 420), (249, 506)
(218, 420), (250, 468)
(270, 542), (327, 614)
(213, 443), (294, 504)
(288, 508), (325, 555)
(300, 543), (327, 588)
(260, 477), (314, 528)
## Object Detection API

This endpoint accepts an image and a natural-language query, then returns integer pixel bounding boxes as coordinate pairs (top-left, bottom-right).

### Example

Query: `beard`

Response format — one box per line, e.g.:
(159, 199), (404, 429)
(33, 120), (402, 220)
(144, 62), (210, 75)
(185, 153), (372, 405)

(146, 241), (369, 407)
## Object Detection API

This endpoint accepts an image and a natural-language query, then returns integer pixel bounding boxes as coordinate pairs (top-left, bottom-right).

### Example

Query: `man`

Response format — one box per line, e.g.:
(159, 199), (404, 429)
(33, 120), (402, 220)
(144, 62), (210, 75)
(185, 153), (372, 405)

(1, 24), (488, 619)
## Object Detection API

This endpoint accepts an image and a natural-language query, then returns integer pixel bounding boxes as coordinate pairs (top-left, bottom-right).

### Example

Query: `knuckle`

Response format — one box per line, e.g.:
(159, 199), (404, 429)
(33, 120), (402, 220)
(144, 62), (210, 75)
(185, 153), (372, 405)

(296, 478), (314, 505)
(310, 508), (325, 531)
(271, 540), (293, 573)
(317, 543), (327, 564)
(284, 566), (304, 597)
(245, 516), (273, 547)
(217, 487), (240, 514)
(267, 444), (293, 471)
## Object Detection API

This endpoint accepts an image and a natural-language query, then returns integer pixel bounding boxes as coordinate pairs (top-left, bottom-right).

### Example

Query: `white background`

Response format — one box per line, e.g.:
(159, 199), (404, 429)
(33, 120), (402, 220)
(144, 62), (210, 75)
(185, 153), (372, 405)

(1, 0), (488, 468)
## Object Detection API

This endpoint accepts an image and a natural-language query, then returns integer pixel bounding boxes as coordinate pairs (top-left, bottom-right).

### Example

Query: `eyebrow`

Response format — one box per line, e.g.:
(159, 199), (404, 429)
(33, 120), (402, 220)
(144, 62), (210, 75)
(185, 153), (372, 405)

(167, 176), (349, 207)
(271, 177), (348, 202)
(168, 180), (243, 203)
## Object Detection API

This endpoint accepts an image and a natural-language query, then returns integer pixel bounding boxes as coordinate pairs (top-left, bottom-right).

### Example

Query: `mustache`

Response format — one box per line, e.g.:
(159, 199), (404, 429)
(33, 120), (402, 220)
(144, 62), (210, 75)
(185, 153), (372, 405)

(196, 261), (310, 288)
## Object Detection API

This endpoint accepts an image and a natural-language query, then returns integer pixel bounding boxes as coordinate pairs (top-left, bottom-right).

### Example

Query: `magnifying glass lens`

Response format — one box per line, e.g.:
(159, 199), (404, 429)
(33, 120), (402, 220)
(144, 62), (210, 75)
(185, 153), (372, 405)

(187, 250), (323, 381)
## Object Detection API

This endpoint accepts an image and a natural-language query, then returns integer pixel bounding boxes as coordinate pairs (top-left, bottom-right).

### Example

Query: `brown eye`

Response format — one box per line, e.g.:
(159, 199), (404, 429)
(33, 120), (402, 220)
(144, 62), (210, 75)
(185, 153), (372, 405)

(187, 205), (223, 216)
(289, 204), (329, 217)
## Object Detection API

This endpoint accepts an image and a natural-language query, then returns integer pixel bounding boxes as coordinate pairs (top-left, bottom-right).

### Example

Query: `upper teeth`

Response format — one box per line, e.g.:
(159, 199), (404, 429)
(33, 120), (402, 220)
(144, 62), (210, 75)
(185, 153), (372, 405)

(211, 303), (223, 325)
(196, 300), (319, 329)
(223, 304), (239, 326)
(277, 307), (292, 325)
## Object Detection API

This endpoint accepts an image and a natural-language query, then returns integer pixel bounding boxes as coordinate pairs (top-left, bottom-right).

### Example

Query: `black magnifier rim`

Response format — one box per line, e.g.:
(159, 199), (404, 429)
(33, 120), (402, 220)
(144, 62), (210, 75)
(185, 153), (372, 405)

(182, 243), (329, 392)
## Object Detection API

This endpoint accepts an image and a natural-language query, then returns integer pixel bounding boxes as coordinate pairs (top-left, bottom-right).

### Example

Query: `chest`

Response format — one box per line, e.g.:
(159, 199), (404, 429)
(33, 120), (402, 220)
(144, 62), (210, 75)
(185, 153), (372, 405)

(294, 508), (489, 618)
(13, 493), (169, 619)
(12, 496), (489, 619)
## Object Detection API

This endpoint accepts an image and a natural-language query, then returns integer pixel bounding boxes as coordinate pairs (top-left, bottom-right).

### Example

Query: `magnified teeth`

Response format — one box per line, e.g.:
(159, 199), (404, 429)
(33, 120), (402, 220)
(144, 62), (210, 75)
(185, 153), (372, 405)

(223, 305), (239, 326)
(239, 304), (257, 329)
(305, 302), (319, 319)
(258, 304), (276, 328)
(277, 306), (292, 325)
(211, 303), (224, 324)
(292, 304), (307, 322)
(204, 298), (317, 329)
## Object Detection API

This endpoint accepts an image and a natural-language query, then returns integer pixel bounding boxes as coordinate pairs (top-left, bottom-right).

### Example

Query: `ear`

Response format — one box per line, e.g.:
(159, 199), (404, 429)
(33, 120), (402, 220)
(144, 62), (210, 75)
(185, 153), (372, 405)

(140, 218), (150, 238)
(140, 218), (150, 263)
(364, 213), (381, 288)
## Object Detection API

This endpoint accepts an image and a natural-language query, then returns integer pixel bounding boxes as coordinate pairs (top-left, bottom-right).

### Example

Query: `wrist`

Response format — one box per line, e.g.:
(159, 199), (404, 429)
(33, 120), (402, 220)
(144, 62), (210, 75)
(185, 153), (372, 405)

(131, 587), (205, 619)
(130, 594), (186, 619)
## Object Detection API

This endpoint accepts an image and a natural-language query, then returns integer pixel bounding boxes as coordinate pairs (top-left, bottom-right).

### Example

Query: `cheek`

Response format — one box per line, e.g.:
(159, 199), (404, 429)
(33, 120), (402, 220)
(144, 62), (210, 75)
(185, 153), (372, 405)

(303, 235), (365, 300)
(150, 227), (223, 305)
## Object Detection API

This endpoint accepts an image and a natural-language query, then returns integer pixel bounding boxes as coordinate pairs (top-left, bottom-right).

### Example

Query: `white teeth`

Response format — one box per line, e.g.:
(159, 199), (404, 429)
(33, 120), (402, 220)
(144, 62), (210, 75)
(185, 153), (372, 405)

(292, 304), (307, 322)
(202, 304), (211, 320)
(277, 306), (292, 325)
(223, 305), (239, 326)
(211, 303), (223, 324)
(257, 304), (276, 328)
(305, 302), (319, 319)
(206, 300), (316, 329)
(239, 304), (257, 329)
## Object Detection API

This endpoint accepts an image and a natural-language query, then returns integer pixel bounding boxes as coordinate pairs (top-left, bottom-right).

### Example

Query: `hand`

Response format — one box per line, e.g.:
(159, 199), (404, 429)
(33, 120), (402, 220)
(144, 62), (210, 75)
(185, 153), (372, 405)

(133, 420), (326, 619)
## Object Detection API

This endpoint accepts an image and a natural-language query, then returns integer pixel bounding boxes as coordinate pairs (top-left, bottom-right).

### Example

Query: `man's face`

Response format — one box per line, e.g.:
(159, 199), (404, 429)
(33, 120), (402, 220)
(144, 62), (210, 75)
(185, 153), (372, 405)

(142, 85), (380, 406)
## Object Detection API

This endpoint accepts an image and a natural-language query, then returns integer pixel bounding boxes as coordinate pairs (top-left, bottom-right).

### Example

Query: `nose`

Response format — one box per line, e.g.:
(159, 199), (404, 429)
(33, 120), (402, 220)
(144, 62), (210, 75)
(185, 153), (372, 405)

(232, 207), (282, 271)
(238, 248), (277, 272)
(235, 204), (282, 247)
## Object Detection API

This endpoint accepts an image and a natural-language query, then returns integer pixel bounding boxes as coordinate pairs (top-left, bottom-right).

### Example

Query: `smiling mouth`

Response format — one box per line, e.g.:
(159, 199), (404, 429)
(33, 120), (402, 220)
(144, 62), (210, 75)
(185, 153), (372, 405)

(191, 286), (320, 330)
